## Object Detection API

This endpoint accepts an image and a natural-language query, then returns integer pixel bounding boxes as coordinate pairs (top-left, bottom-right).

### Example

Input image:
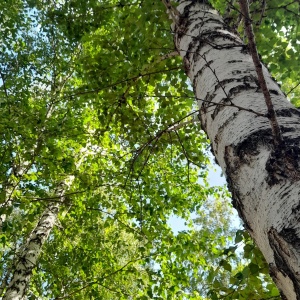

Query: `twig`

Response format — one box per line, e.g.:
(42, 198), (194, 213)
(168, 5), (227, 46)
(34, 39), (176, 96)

(161, 0), (180, 25)
(55, 254), (157, 299)
(239, 0), (283, 147)
(256, 0), (266, 26)
(65, 66), (182, 100)
(201, 54), (232, 105)
(143, 94), (264, 117)
(174, 130), (191, 183)
(266, 0), (300, 17)
(174, 130), (203, 169)
(286, 81), (300, 96)
(167, 119), (198, 131)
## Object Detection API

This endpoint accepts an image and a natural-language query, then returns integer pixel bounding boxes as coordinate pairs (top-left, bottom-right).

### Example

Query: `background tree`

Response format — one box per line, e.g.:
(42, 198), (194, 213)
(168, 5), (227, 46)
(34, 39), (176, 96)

(0, 0), (216, 298)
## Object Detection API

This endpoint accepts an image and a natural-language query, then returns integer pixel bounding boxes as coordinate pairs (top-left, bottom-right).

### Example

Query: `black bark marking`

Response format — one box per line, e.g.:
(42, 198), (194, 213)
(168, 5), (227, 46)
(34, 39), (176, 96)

(281, 126), (295, 133)
(184, 37), (197, 63)
(235, 129), (273, 158)
(219, 124), (300, 186)
(199, 75), (260, 118)
(292, 201), (300, 214)
(227, 85), (257, 99)
(214, 78), (235, 90)
(278, 186), (293, 200)
(183, 57), (191, 75)
(232, 70), (242, 75)
(269, 89), (279, 95)
(228, 60), (243, 63)
(190, 20), (224, 34)
(211, 97), (236, 120)
(240, 44), (249, 54)
(266, 140), (300, 185)
(276, 108), (300, 118)
(268, 227), (300, 299)
(200, 31), (242, 45)
(223, 145), (253, 232)
(281, 228), (300, 248)
(177, 2), (194, 39)
(211, 75), (259, 105)
(203, 91), (215, 106)
(213, 113), (238, 147)
(192, 60), (214, 87)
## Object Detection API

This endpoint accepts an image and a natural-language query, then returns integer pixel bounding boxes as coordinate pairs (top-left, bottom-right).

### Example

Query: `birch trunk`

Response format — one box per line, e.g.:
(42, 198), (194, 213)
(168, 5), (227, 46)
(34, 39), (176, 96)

(1, 144), (92, 299)
(2, 186), (66, 300)
(171, 1), (300, 299)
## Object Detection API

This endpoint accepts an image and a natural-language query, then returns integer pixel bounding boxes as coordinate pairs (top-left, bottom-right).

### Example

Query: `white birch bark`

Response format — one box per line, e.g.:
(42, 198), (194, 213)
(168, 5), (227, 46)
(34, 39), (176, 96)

(171, 1), (300, 299)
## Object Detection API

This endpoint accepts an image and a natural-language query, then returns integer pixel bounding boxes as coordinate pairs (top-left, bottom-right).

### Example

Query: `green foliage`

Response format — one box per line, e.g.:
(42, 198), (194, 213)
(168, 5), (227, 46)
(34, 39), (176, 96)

(212, 0), (300, 106)
(184, 198), (279, 299)
(254, 0), (300, 106)
(0, 0), (211, 298)
(0, 0), (296, 298)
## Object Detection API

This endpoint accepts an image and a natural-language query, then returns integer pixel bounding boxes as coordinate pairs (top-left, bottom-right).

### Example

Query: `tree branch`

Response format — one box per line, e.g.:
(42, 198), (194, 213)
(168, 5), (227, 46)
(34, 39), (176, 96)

(239, 0), (283, 147)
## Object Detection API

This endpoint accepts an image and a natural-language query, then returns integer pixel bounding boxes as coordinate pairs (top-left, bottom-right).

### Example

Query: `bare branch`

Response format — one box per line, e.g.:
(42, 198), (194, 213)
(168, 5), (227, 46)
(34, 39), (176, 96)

(239, 0), (283, 147)
(161, 0), (180, 25)
(287, 81), (300, 96)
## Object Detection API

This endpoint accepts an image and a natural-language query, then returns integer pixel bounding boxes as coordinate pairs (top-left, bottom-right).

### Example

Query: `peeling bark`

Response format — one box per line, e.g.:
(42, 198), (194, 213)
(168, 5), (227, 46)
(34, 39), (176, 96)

(171, 1), (300, 299)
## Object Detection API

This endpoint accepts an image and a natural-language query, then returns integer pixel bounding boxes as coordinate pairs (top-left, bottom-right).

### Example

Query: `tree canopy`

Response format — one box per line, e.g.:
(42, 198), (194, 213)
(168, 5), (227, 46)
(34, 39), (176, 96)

(0, 0), (299, 299)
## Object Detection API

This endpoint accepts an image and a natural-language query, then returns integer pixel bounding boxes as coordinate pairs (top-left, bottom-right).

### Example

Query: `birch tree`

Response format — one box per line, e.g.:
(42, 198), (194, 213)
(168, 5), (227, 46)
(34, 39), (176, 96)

(164, 0), (300, 298)
(2, 145), (93, 299)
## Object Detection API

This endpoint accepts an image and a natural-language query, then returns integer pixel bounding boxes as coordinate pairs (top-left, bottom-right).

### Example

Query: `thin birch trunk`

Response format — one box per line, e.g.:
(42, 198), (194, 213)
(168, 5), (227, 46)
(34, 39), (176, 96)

(1, 146), (90, 299)
(170, 1), (300, 299)
(2, 184), (67, 300)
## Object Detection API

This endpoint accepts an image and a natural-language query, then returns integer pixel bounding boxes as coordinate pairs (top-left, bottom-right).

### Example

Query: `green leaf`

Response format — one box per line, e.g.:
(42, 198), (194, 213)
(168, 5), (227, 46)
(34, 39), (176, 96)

(249, 263), (259, 275)
(220, 259), (232, 272)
